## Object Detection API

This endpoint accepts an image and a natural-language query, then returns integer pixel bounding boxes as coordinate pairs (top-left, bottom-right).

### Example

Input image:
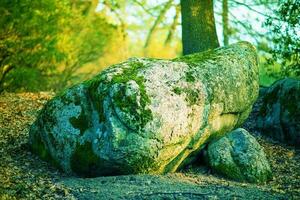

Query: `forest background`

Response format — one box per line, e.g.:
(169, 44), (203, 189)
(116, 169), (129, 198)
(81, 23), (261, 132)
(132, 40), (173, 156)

(0, 0), (299, 93)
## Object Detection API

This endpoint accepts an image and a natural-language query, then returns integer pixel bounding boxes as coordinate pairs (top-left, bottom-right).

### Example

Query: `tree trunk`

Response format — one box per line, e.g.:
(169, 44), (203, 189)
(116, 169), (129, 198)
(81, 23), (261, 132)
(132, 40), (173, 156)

(181, 0), (219, 55)
(222, 0), (229, 46)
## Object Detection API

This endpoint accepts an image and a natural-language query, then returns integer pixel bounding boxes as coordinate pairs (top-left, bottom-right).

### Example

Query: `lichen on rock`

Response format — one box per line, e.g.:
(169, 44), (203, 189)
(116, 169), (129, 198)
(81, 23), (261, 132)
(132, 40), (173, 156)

(206, 128), (272, 183)
(257, 78), (300, 146)
(29, 42), (259, 177)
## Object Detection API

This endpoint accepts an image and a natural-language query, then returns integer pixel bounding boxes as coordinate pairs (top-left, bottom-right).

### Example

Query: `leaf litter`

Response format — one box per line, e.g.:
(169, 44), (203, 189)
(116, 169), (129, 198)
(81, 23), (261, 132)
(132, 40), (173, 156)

(0, 92), (299, 199)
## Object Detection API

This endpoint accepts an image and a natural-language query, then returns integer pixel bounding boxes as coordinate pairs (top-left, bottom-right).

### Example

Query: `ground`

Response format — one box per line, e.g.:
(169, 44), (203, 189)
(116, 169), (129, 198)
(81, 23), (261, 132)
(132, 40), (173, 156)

(0, 92), (299, 199)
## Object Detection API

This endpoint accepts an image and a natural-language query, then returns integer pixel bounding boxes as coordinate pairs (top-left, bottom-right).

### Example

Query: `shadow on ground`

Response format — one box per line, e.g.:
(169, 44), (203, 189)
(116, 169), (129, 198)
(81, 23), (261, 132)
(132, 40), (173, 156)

(60, 173), (285, 200)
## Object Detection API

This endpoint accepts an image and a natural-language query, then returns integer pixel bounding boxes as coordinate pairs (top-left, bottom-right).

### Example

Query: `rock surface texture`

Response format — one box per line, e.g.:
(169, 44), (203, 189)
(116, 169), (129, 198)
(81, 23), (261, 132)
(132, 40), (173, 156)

(257, 78), (300, 147)
(207, 128), (272, 183)
(29, 42), (259, 177)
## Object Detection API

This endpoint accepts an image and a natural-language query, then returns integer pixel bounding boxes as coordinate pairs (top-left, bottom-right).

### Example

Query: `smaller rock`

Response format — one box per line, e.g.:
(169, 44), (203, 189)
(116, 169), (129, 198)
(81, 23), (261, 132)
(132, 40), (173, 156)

(207, 128), (272, 183)
(257, 78), (300, 146)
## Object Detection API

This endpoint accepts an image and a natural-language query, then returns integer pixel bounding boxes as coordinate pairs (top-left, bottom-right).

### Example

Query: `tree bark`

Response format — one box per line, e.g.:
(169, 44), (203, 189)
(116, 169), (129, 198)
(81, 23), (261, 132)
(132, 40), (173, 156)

(222, 0), (229, 46)
(180, 0), (219, 55)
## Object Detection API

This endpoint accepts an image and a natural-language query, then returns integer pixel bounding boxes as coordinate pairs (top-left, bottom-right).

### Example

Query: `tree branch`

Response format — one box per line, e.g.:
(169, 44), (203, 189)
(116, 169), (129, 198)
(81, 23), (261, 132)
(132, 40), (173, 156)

(230, 0), (280, 20)
(103, 0), (127, 36)
(229, 11), (266, 42)
(144, 0), (173, 48)
(131, 0), (157, 17)
(164, 4), (180, 46)
(228, 0), (278, 7)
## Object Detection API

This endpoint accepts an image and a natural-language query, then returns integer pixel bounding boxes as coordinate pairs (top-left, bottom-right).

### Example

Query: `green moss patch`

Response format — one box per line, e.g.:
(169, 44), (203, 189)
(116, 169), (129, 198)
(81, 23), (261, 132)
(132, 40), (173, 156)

(125, 152), (158, 174)
(30, 131), (51, 161)
(185, 71), (196, 82)
(30, 127), (61, 169)
(86, 59), (153, 129)
(173, 49), (215, 65)
(69, 109), (90, 135)
(112, 84), (152, 129)
(172, 87), (200, 106)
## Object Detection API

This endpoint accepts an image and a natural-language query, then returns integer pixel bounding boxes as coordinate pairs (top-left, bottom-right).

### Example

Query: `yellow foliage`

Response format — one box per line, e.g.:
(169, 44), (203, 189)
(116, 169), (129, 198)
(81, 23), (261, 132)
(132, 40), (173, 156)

(144, 41), (182, 59)
(143, 30), (182, 59)
(76, 29), (129, 77)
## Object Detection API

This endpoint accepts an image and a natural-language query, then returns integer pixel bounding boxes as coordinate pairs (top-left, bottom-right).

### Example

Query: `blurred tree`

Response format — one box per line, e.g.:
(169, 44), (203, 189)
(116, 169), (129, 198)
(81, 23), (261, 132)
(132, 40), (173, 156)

(222, 0), (229, 46)
(144, 0), (173, 49)
(217, 0), (278, 45)
(265, 0), (300, 77)
(0, 0), (123, 92)
(97, 0), (299, 82)
(53, 0), (120, 90)
(0, 0), (67, 92)
(165, 4), (181, 47)
(180, 0), (219, 55)
(117, 0), (181, 58)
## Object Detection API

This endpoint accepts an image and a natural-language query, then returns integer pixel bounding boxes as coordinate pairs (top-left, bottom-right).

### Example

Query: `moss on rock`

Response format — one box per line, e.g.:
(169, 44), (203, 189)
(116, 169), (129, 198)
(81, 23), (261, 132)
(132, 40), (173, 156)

(172, 87), (200, 106)
(207, 128), (272, 183)
(29, 42), (259, 177)
(257, 78), (300, 146)
(69, 110), (89, 135)
(86, 59), (153, 128)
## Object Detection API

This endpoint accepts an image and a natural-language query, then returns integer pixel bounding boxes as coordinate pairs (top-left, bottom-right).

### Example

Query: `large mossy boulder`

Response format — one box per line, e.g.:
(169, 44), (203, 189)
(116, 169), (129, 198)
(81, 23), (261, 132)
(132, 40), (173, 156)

(29, 42), (259, 177)
(257, 78), (300, 146)
(207, 128), (272, 183)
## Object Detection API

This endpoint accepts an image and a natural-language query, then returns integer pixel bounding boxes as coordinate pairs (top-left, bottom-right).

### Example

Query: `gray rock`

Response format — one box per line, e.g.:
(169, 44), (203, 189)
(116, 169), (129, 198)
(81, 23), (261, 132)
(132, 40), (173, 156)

(29, 42), (259, 177)
(207, 128), (272, 183)
(257, 78), (300, 146)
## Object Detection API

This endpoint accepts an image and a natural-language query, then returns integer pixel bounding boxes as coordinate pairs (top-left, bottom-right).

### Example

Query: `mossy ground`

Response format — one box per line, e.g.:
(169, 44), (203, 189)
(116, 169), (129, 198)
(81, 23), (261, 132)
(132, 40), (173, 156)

(0, 92), (299, 199)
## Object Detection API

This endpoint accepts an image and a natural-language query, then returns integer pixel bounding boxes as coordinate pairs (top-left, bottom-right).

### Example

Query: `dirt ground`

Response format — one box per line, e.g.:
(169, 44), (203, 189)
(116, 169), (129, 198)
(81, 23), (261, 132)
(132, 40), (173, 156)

(0, 92), (299, 199)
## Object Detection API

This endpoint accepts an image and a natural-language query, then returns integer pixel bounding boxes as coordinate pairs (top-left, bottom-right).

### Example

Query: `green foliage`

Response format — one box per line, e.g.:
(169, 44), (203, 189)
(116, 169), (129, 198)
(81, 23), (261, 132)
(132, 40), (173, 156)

(258, 55), (281, 86)
(0, 0), (67, 90)
(4, 68), (45, 92)
(0, 0), (66, 66)
(265, 0), (300, 77)
(0, 0), (122, 92)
